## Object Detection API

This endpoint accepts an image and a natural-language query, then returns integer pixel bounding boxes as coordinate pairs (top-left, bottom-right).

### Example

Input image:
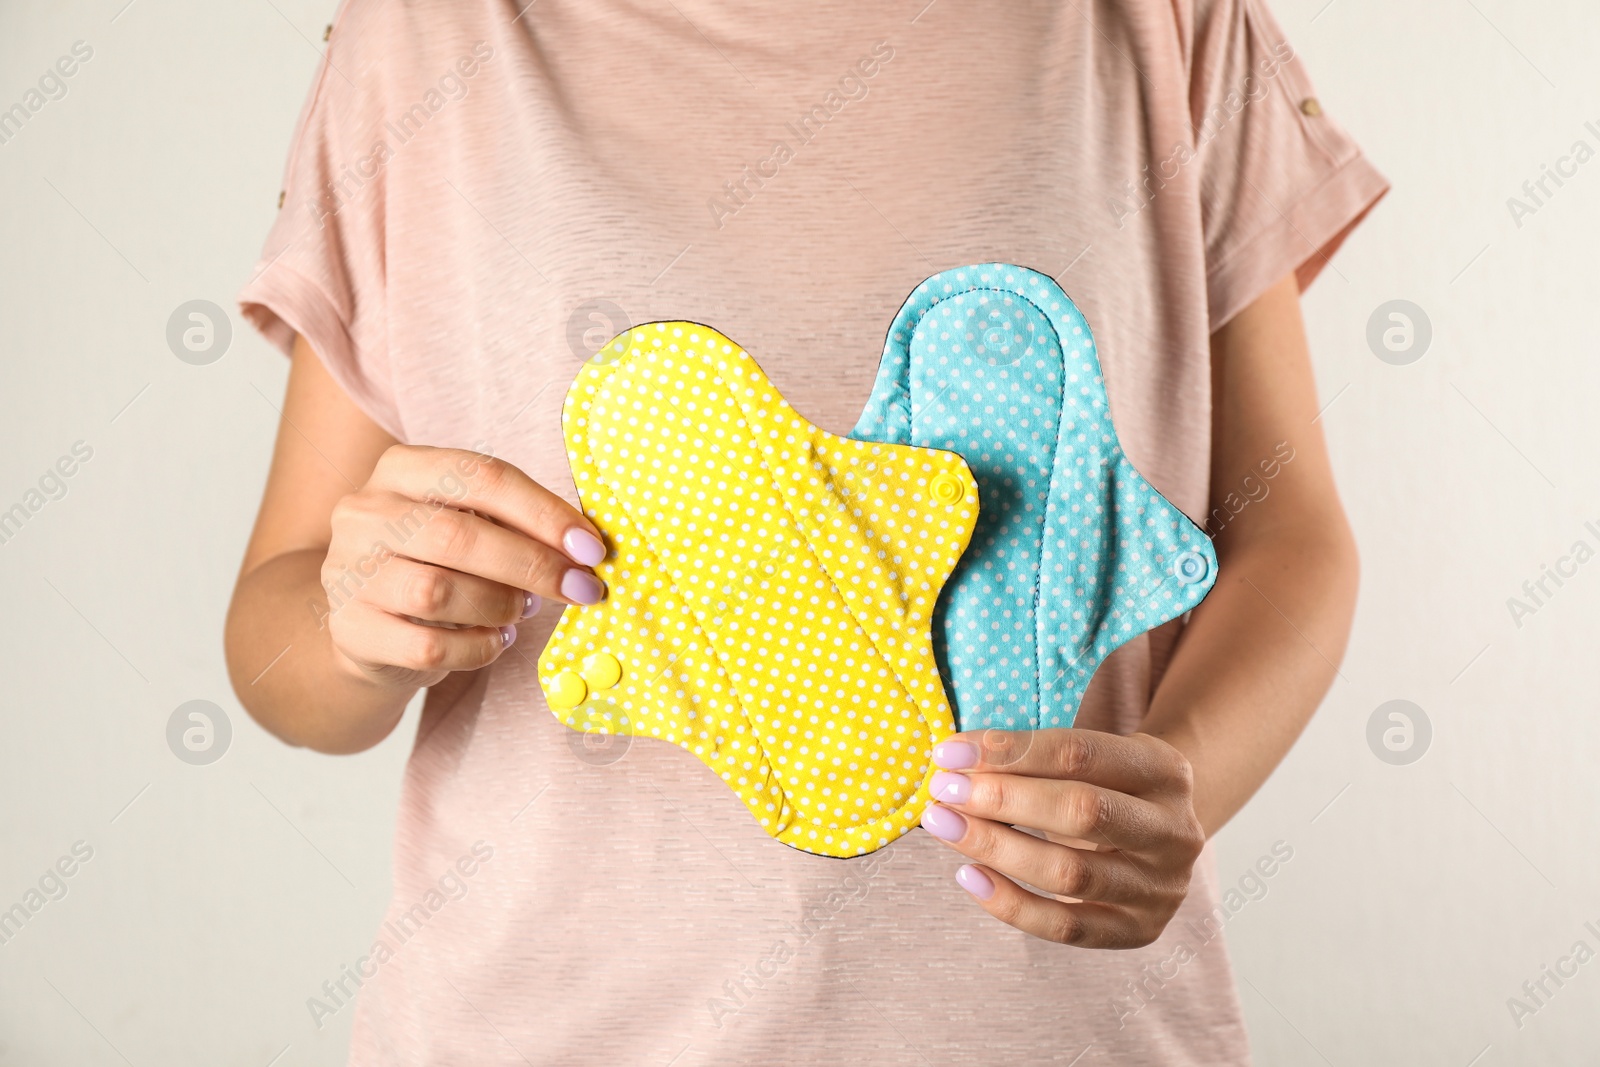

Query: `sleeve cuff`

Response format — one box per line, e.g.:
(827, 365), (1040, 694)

(238, 259), (405, 441)
(1206, 151), (1391, 331)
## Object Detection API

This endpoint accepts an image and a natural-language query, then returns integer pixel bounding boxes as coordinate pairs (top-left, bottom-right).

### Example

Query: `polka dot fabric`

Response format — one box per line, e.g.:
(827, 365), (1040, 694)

(850, 264), (1218, 731)
(538, 323), (979, 857)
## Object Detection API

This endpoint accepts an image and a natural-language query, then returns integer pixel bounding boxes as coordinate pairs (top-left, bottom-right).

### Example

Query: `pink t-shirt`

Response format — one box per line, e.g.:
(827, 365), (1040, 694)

(240, 1), (1386, 1062)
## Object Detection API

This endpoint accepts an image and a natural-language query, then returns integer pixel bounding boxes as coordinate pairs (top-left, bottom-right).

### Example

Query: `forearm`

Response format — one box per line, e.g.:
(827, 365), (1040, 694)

(224, 548), (413, 754)
(1140, 520), (1357, 835)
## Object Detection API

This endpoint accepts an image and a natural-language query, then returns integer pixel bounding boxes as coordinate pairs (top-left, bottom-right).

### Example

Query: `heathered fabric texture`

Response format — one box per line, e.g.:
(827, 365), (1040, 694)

(238, 1), (1386, 1062)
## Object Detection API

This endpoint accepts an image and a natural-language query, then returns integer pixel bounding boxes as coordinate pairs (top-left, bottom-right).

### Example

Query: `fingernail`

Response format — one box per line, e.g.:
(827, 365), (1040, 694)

(919, 803), (967, 842)
(929, 771), (971, 805)
(932, 740), (979, 770)
(561, 569), (605, 605)
(499, 625), (518, 648)
(563, 528), (606, 567)
(521, 592), (542, 619)
(956, 864), (995, 900)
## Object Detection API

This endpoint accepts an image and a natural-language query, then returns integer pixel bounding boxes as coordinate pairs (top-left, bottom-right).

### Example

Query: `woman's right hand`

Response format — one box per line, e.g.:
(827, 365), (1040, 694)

(320, 444), (607, 690)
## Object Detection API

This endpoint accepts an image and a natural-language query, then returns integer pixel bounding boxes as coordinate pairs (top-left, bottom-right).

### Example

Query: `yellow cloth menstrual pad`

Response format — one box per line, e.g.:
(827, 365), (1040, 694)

(538, 322), (979, 857)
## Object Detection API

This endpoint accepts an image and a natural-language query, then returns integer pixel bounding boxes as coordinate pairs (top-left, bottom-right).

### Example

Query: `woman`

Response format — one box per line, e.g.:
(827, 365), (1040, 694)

(227, 0), (1385, 1061)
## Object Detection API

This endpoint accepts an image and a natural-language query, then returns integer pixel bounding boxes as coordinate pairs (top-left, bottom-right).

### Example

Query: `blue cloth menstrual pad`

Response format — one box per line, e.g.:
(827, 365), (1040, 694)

(850, 264), (1217, 731)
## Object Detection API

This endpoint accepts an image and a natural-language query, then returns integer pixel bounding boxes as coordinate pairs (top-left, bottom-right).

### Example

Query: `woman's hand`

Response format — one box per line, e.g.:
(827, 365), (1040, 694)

(228, 341), (614, 752)
(919, 728), (1206, 948)
(321, 444), (608, 690)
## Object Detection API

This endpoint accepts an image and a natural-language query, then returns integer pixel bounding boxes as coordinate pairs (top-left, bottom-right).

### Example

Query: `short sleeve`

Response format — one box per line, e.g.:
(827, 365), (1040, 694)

(1190, 0), (1390, 329)
(236, 20), (402, 439)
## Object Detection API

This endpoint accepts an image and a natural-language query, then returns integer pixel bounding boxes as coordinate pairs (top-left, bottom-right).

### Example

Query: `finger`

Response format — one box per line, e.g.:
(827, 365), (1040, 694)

(370, 446), (606, 566)
(352, 557), (536, 628)
(930, 770), (1172, 852)
(952, 863), (1146, 948)
(922, 802), (1156, 905)
(330, 600), (515, 675)
(932, 728), (1190, 798)
(385, 497), (605, 605)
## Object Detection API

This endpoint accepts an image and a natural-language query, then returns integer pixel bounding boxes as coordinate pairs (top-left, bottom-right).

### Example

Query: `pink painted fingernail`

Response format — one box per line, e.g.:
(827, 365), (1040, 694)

(521, 592), (542, 619)
(563, 528), (606, 567)
(919, 803), (967, 842)
(561, 569), (605, 605)
(500, 625), (518, 648)
(932, 740), (979, 770)
(929, 771), (971, 805)
(956, 864), (995, 900)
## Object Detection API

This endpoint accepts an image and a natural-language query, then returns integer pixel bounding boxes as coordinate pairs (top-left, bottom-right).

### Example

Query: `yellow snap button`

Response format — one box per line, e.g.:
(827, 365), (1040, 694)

(1299, 97), (1322, 117)
(930, 472), (966, 505)
(546, 670), (588, 710)
(580, 652), (622, 691)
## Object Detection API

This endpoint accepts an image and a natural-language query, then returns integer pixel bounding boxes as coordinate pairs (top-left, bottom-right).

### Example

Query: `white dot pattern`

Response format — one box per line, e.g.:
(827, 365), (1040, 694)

(539, 324), (979, 857)
(850, 264), (1218, 731)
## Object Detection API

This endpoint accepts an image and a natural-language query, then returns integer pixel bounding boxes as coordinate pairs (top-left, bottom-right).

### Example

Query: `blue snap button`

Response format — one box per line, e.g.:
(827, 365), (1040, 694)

(1174, 550), (1209, 585)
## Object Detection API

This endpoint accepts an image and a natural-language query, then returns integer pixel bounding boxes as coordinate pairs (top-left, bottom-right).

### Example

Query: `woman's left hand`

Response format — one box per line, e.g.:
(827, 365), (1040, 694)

(919, 728), (1206, 948)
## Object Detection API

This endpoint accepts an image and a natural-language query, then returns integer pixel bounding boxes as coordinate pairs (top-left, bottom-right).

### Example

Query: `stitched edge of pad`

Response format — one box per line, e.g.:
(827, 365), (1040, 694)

(539, 322), (979, 857)
(852, 264), (1219, 731)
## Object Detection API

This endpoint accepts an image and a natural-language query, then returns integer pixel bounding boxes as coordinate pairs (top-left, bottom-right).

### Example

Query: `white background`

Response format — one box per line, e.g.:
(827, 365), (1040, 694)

(1, 1), (1597, 1064)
